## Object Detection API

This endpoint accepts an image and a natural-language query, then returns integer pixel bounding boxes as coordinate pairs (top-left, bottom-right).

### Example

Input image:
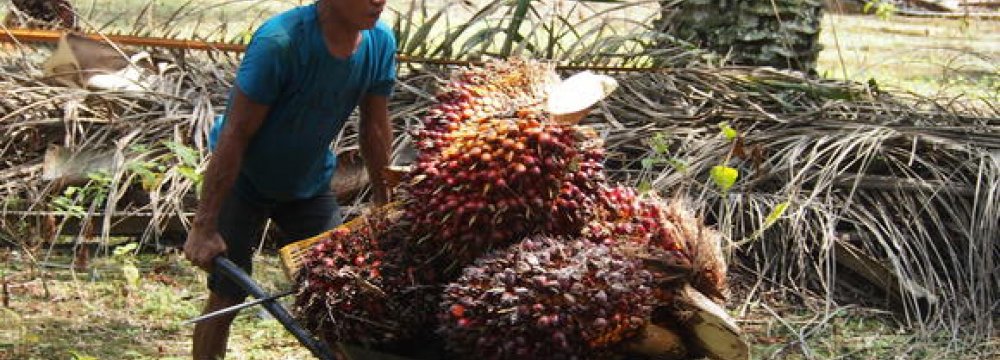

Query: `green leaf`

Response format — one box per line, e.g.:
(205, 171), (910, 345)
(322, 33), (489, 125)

(113, 243), (139, 257)
(122, 261), (140, 288)
(650, 133), (670, 154)
(641, 158), (656, 170)
(177, 166), (201, 183)
(710, 165), (739, 192)
(764, 202), (789, 227)
(239, 28), (253, 44)
(403, 7), (447, 55)
(86, 171), (111, 184)
(69, 351), (100, 360)
(502, 0), (533, 56)
(637, 181), (652, 194)
(667, 158), (689, 172)
(719, 122), (738, 141)
(164, 141), (200, 167)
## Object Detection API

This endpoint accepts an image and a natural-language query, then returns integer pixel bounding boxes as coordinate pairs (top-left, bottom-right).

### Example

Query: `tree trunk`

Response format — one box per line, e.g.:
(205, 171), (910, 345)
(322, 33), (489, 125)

(659, 0), (825, 72)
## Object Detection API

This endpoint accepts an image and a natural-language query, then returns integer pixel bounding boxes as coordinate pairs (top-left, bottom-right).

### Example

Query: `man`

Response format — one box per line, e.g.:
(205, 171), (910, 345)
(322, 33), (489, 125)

(182, 0), (394, 358)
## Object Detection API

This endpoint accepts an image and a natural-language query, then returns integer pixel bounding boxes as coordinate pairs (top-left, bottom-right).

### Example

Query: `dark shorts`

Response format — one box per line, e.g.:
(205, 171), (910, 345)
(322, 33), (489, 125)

(208, 188), (341, 300)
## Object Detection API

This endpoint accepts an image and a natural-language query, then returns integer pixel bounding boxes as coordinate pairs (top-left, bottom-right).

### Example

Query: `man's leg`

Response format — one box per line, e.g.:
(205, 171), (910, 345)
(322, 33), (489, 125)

(193, 292), (242, 360)
(193, 189), (269, 360)
(272, 190), (342, 248)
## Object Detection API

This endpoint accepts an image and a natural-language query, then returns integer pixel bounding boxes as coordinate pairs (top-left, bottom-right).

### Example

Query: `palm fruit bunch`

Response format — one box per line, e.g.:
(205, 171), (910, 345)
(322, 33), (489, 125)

(292, 211), (440, 346)
(398, 60), (608, 269)
(414, 59), (557, 140)
(584, 186), (728, 303)
(656, 198), (727, 304)
(438, 236), (655, 359)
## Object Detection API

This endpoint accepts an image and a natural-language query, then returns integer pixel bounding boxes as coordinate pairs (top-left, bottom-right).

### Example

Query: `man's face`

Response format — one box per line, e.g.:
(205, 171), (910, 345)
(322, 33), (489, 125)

(328, 0), (385, 30)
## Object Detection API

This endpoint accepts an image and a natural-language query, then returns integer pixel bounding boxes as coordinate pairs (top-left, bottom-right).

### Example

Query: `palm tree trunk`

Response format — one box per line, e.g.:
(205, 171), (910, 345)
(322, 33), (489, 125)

(659, 0), (824, 72)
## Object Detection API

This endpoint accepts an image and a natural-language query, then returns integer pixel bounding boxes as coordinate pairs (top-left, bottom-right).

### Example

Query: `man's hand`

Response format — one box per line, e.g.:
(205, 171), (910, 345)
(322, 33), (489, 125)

(184, 227), (227, 271)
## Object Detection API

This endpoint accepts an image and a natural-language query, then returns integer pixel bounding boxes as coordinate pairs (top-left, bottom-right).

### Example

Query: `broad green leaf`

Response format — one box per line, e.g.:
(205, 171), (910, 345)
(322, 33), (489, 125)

(177, 166), (201, 183)
(719, 122), (738, 141)
(164, 141), (200, 167)
(764, 202), (789, 227)
(710, 165), (738, 192)
(122, 261), (140, 288)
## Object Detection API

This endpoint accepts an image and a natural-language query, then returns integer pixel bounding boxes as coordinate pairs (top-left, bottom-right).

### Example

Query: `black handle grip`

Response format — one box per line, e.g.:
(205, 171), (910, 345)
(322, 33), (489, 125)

(214, 257), (337, 360)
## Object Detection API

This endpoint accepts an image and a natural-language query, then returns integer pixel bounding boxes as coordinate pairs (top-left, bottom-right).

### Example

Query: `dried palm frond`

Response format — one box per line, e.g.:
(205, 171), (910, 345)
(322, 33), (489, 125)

(586, 67), (998, 345)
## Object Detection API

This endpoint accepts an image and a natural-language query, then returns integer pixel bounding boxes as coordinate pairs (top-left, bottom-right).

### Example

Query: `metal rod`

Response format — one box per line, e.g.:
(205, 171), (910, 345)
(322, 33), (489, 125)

(182, 289), (295, 325)
(213, 257), (336, 360)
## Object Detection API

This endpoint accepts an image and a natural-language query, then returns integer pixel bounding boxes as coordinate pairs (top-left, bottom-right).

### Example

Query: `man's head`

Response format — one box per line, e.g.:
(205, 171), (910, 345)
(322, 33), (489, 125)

(321, 0), (386, 31)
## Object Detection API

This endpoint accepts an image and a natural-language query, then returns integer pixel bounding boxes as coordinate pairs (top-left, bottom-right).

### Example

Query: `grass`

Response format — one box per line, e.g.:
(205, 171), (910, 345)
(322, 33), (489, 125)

(0, 249), (312, 360)
(4, 249), (996, 359)
(817, 13), (999, 107)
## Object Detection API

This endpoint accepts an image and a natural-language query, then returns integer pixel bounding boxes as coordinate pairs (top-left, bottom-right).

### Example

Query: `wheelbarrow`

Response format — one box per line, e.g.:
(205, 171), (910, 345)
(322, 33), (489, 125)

(197, 256), (422, 360)
(183, 204), (412, 360)
(206, 256), (337, 360)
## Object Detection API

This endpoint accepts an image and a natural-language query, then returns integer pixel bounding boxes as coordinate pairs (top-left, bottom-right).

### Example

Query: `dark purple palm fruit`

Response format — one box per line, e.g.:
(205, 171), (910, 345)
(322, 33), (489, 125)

(438, 236), (655, 360)
(293, 213), (440, 347)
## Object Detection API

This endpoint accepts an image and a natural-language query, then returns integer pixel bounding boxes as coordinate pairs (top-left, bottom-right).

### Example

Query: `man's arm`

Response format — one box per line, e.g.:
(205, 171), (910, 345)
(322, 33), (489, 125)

(358, 94), (392, 205)
(184, 88), (269, 271)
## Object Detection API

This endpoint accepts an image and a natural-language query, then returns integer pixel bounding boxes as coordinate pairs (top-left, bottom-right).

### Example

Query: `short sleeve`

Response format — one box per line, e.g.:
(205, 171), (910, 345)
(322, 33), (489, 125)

(367, 24), (397, 97)
(235, 28), (291, 105)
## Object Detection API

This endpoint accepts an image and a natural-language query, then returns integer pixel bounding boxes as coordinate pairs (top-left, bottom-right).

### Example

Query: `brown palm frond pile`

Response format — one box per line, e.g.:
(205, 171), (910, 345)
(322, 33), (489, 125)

(587, 67), (999, 344)
(0, 48), (232, 244)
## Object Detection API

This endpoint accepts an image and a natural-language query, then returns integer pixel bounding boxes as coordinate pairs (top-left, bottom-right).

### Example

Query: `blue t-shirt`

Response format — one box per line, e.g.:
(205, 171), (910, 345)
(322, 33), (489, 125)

(209, 3), (397, 202)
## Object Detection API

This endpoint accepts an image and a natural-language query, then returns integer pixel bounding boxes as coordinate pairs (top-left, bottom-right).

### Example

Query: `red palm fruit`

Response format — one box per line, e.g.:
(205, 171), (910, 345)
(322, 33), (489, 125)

(293, 211), (440, 347)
